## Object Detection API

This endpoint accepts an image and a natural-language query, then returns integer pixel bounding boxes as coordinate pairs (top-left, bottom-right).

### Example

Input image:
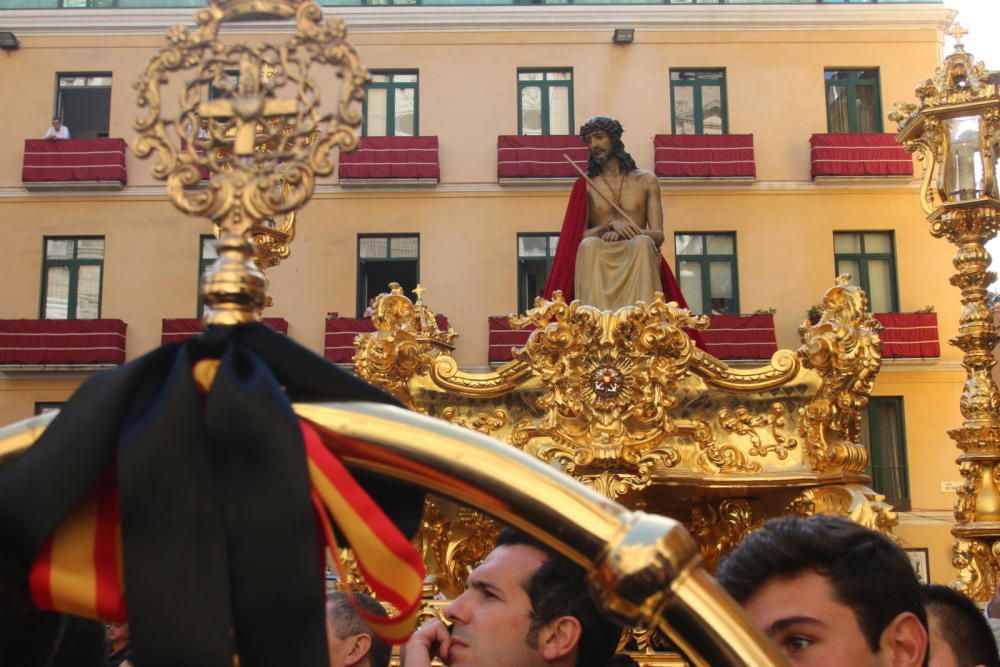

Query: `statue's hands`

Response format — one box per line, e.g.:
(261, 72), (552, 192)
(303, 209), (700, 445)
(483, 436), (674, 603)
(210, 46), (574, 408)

(609, 219), (643, 239)
(601, 230), (622, 242)
(401, 619), (453, 667)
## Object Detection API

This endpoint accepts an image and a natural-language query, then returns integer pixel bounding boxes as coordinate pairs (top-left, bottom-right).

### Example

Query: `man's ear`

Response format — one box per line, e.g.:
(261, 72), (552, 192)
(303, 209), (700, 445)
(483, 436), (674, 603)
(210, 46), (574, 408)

(538, 615), (583, 663)
(344, 633), (373, 667)
(878, 611), (928, 667)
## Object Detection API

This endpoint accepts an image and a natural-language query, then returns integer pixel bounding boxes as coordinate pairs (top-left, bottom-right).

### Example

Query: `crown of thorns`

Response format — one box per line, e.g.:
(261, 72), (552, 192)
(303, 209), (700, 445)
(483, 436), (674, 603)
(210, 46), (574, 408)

(580, 116), (624, 141)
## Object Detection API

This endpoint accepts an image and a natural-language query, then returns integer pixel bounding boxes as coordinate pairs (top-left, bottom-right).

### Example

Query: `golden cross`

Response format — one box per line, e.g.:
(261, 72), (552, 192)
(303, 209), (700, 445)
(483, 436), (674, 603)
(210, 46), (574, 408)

(197, 61), (298, 156)
(947, 22), (968, 47)
(413, 284), (426, 302)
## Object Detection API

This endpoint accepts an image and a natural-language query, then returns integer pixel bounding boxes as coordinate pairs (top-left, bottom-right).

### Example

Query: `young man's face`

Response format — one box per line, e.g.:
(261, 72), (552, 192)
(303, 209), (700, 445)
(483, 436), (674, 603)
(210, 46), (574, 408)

(743, 570), (893, 667)
(52, 118), (61, 129)
(585, 130), (613, 163)
(443, 544), (551, 667)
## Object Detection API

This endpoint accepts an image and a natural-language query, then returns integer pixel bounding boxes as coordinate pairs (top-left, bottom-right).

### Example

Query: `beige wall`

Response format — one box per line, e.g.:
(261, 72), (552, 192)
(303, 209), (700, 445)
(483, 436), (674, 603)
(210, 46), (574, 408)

(0, 7), (971, 581)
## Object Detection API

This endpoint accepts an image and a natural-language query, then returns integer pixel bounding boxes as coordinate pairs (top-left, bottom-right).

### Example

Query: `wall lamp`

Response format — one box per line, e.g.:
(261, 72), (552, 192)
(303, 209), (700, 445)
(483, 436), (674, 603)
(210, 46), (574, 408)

(0, 32), (19, 51)
(612, 28), (634, 45)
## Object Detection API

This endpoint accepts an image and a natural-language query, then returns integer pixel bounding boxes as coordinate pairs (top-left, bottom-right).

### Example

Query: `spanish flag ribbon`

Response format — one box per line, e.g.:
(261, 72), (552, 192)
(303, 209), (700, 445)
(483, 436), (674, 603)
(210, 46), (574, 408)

(0, 323), (425, 667)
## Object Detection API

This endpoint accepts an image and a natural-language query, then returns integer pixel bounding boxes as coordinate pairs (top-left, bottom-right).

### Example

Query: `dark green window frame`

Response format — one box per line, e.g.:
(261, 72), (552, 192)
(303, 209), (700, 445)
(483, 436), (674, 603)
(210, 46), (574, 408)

(824, 68), (883, 134)
(197, 235), (217, 317)
(363, 70), (419, 137)
(39, 236), (105, 320)
(862, 396), (910, 510)
(674, 232), (739, 315)
(356, 234), (420, 317)
(516, 233), (560, 313)
(669, 69), (728, 135)
(517, 68), (574, 136)
(833, 231), (899, 313)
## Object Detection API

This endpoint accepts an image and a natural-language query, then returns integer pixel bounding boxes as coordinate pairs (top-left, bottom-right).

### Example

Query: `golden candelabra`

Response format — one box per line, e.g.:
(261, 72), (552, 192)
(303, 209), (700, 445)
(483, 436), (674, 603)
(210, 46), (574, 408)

(891, 23), (1000, 600)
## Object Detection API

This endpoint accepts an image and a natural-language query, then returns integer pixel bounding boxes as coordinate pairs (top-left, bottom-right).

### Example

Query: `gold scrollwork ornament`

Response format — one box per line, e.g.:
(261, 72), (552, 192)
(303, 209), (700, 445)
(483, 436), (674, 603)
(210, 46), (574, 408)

(134, 0), (369, 323)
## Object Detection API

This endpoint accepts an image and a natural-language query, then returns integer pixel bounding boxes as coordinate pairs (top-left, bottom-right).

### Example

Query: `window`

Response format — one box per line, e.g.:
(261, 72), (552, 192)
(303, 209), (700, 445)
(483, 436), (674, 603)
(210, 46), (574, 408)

(55, 73), (112, 139)
(670, 69), (727, 135)
(518, 69), (573, 136)
(825, 69), (882, 134)
(834, 232), (898, 313)
(517, 234), (560, 312)
(357, 235), (419, 317)
(34, 402), (65, 415)
(197, 235), (218, 317)
(861, 397), (910, 510)
(41, 237), (105, 320)
(674, 233), (738, 315)
(364, 71), (418, 137)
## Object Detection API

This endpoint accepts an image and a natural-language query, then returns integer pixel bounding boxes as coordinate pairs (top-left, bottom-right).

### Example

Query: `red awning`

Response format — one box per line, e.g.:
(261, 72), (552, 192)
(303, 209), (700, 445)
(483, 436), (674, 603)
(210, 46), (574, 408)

(338, 136), (440, 181)
(653, 134), (756, 178)
(324, 316), (450, 363)
(701, 314), (778, 361)
(22, 138), (128, 186)
(0, 319), (127, 366)
(873, 313), (940, 358)
(161, 318), (288, 345)
(497, 135), (588, 179)
(810, 134), (913, 178)
(488, 316), (534, 364)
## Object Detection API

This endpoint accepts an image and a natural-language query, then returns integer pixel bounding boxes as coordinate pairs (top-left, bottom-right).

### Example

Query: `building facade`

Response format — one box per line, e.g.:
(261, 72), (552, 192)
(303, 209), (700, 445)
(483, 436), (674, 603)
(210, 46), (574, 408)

(0, 0), (964, 581)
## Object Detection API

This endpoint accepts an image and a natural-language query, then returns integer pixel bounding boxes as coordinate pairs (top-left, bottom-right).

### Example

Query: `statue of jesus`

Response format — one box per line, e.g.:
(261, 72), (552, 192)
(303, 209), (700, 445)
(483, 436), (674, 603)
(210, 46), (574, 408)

(542, 116), (692, 313)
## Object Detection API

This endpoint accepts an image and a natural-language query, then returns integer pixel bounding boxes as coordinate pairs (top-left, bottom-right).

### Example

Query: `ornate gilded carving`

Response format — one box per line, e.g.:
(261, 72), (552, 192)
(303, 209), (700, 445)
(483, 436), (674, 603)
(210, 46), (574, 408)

(440, 406), (508, 436)
(507, 292), (702, 470)
(786, 484), (898, 534)
(415, 499), (499, 599)
(688, 499), (764, 572)
(953, 538), (1000, 602)
(718, 403), (798, 461)
(797, 275), (881, 473)
(134, 0), (368, 323)
(354, 283), (457, 409)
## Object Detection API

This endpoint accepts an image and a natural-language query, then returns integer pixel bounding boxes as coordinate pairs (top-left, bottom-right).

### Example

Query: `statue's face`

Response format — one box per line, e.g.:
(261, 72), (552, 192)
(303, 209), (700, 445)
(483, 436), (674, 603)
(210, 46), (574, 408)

(585, 129), (613, 164)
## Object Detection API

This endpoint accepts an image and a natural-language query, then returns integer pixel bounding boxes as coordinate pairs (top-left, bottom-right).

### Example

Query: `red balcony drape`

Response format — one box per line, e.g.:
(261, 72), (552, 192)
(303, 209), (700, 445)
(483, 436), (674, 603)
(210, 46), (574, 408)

(653, 134), (756, 178)
(22, 138), (128, 186)
(497, 135), (588, 179)
(0, 319), (127, 366)
(338, 136), (440, 180)
(810, 134), (913, 178)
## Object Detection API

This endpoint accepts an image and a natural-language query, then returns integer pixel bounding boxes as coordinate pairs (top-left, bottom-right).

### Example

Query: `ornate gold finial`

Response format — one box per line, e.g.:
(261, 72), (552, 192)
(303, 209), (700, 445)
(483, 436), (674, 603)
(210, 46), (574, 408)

(947, 22), (969, 49)
(134, 0), (368, 325)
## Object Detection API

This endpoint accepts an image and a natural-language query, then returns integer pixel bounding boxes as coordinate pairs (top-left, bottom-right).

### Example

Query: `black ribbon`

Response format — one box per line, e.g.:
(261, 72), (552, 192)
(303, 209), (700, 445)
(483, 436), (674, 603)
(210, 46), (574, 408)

(0, 323), (424, 667)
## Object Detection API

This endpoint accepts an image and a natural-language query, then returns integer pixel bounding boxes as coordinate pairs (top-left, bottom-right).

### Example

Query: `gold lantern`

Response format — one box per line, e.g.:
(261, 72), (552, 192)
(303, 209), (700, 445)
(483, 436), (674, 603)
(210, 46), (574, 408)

(892, 23), (1000, 600)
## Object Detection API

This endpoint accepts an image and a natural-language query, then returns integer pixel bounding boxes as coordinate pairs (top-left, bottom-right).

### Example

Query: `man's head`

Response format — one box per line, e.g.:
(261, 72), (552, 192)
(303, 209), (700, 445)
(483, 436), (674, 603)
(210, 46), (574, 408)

(443, 528), (620, 667)
(921, 584), (999, 667)
(106, 622), (129, 648)
(51, 116), (61, 128)
(579, 116), (636, 177)
(326, 592), (391, 667)
(717, 515), (928, 667)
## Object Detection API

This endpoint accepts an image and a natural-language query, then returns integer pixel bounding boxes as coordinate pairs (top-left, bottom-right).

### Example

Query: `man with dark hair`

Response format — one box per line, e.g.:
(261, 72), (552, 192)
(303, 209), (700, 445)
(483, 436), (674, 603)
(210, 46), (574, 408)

(716, 515), (928, 667)
(400, 528), (621, 667)
(326, 592), (391, 667)
(920, 584), (999, 667)
(542, 115), (691, 313)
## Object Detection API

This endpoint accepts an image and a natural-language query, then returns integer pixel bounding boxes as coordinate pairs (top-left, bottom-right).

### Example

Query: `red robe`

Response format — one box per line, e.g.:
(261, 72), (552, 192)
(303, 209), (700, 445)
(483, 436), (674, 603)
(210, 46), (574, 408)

(542, 178), (706, 349)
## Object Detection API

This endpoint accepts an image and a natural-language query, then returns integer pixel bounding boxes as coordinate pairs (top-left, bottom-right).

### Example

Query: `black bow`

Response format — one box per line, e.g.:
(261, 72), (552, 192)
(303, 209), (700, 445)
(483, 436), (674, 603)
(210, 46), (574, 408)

(0, 323), (424, 667)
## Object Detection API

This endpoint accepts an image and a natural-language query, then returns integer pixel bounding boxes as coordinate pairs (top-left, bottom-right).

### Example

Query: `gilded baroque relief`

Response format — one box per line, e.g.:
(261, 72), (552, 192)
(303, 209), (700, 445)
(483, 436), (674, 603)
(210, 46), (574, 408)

(796, 275), (882, 474)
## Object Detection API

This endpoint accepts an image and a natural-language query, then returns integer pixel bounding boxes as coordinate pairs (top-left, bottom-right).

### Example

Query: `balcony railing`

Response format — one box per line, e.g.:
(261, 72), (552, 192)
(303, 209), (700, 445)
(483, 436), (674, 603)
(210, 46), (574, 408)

(497, 135), (587, 182)
(161, 318), (288, 345)
(338, 136), (440, 186)
(22, 138), (127, 191)
(325, 315), (450, 363)
(2, 0), (943, 8)
(810, 133), (913, 179)
(0, 319), (127, 368)
(653, 134), (755, 181)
